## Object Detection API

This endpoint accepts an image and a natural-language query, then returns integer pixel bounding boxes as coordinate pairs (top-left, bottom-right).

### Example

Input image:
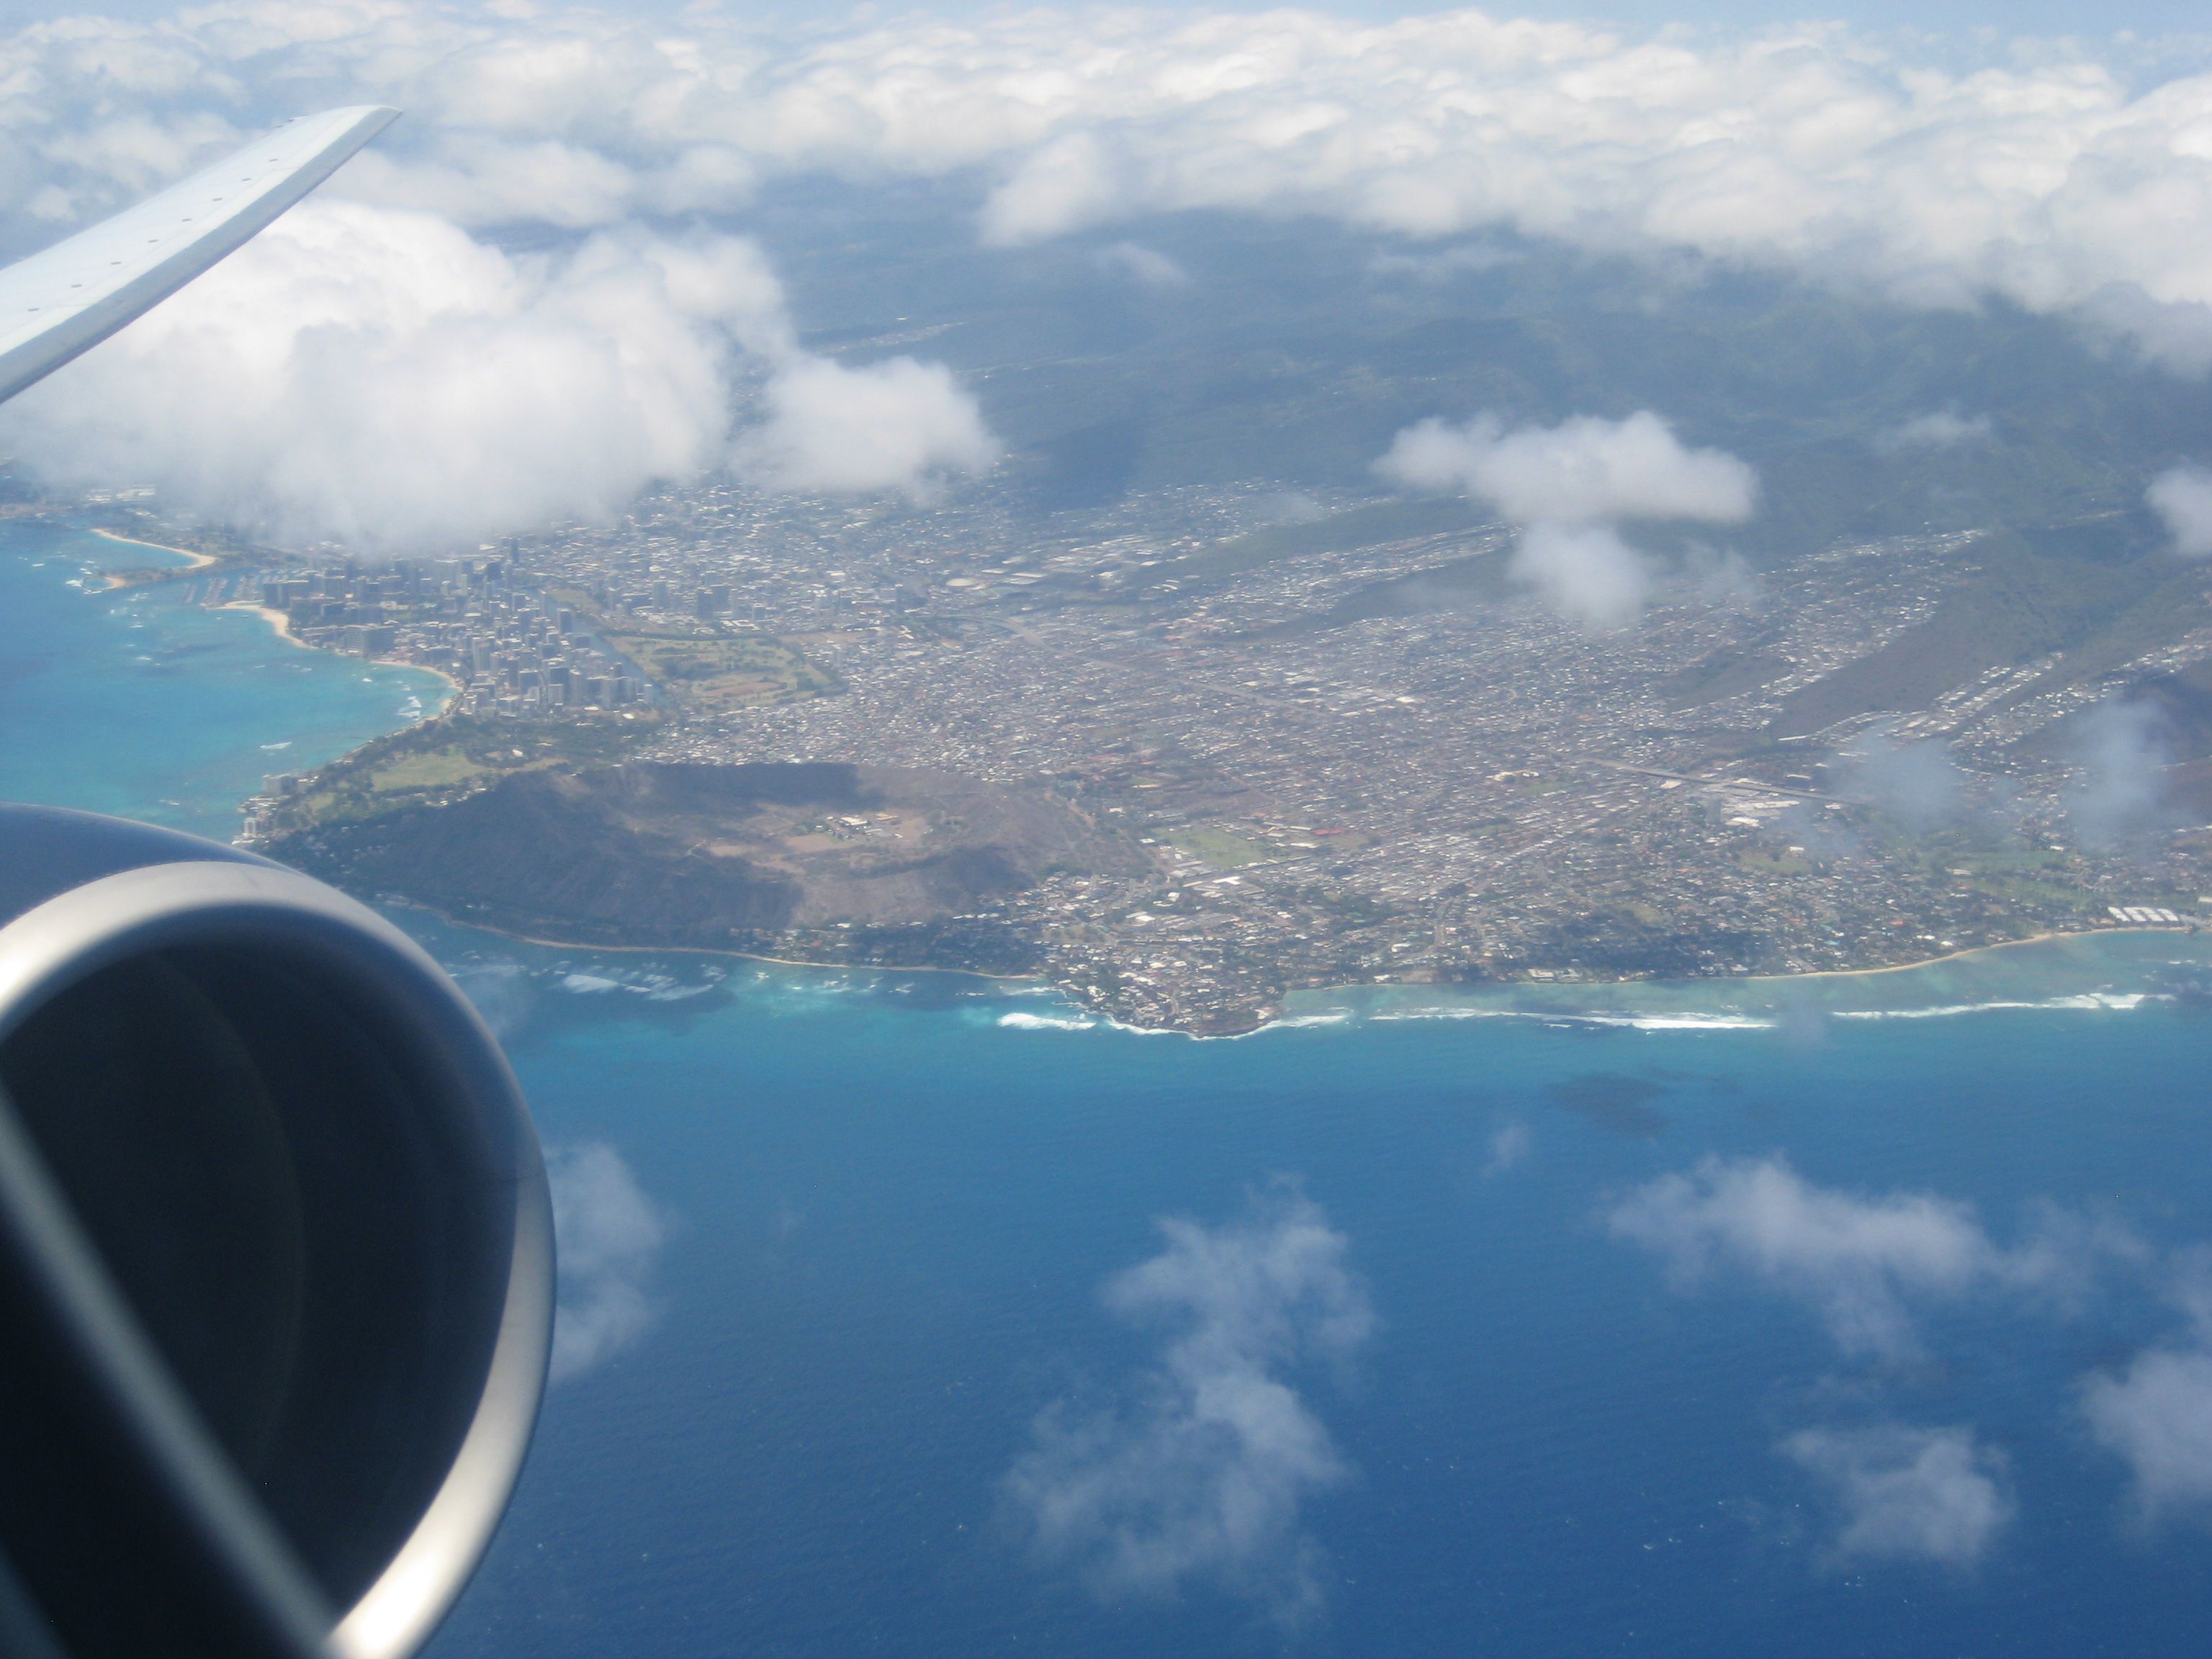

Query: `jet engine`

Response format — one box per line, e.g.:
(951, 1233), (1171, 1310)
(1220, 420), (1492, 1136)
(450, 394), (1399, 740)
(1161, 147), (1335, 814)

(0, 804), (552, 1659)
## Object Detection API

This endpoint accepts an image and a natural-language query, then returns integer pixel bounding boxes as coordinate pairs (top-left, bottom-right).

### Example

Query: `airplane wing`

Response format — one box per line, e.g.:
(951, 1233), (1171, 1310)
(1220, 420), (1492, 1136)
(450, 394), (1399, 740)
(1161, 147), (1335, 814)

(0, 105), (398, 406)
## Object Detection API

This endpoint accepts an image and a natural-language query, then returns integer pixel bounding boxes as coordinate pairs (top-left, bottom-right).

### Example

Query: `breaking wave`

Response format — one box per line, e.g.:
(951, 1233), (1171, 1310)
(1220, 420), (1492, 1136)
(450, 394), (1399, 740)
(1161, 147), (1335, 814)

(1831, 992), (2152, 1020)
(999, 1010), (1097, 1031)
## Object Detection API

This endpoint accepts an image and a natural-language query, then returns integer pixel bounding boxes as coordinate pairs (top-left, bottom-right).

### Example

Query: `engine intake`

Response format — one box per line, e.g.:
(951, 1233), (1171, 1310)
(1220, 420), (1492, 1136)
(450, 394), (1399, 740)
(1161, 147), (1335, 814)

(0, 804), (551, 1659)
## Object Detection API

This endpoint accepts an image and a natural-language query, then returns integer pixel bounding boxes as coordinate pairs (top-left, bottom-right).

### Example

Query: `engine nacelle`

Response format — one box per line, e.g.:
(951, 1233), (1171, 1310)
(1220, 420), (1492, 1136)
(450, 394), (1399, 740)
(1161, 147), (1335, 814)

(0, 804), (552, 1659)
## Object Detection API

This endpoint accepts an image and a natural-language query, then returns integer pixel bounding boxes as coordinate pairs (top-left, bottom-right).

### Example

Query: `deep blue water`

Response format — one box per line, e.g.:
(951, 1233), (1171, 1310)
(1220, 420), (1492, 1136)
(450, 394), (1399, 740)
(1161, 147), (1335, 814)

(8, 518), (2212, 1658)
(418, 945), (2212, 1659)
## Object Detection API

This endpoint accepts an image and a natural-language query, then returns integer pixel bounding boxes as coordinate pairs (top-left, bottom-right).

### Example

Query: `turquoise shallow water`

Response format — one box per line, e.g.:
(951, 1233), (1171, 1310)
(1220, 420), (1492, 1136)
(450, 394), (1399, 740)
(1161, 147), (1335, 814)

(8, 516), (2212, 1658)
(0, 518), (445, 841)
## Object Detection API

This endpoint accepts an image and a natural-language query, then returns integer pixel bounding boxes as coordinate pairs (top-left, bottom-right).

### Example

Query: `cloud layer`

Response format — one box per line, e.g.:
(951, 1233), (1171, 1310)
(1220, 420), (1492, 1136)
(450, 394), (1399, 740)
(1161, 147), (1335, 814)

(547, 1141), (667, 1382)
(1002, 1183), (1371, 1626)
(14, 6), (2212, 544)
(2086, 1347), (2212, 1518)
(2149, 464), (2212, 557)
(14, 6), (2212, 364)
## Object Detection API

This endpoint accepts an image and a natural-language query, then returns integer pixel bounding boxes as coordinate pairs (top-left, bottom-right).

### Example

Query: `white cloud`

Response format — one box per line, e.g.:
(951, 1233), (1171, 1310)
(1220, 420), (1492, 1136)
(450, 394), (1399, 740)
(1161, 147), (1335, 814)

(1503, 521), (1651, 632)
(35, 6), (2212, 539)
(546, 1141), (667, 1382)
(1606, 1155), (2107, 1362)
(1002, 1182), (1372, 1627)
(0, 195), (996, 549)
(2148, 464), (2212, 557)
(2083, 1251), (2212, 1520)
(1379, 411), (1758, 527)
(1782, 1425), (2015, 1568)
(2064, 698), (2174, 850)
(1876, 411), (1993, 451)
(1378, 410), (1755, 630)
(1484, 1118), (1532, 1178)
(732, 354), (1002, 500)
(0, 202), (738, 551)
(2086, 1349), (2212, 1519)
(982, 131), (1123, 248)
(1838, 721), (1968, 830)
(341, 134), (644, 230)
(1094, 240), (1190, 289)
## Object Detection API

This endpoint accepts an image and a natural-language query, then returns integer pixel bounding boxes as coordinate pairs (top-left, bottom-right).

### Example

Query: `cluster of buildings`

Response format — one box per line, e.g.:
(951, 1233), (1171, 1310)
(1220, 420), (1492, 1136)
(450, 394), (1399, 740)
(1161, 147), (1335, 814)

(178, 554), (654, 718)
(135, 472), (2212, 1033)
(547, 487), (2212, 1031)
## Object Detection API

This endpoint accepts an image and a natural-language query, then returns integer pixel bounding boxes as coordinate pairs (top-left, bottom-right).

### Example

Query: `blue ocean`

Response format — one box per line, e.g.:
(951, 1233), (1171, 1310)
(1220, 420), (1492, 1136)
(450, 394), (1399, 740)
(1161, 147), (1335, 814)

(9, 522), (2212, 1658)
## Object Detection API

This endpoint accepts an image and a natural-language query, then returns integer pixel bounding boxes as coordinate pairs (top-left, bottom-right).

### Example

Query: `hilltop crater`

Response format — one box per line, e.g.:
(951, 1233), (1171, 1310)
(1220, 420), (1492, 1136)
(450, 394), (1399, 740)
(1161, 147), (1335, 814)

(271, 760), (1149, 974)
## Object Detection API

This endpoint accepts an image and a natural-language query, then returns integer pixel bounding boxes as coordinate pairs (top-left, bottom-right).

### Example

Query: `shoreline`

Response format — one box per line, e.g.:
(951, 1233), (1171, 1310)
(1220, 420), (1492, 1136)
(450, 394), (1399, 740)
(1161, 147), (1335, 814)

(1234, 922), (2201, 1034)
(224, 600), (305, 648)
(1314, 924), (2203, 1024)
(361, 901), (2204, 1037)
(1737, 924), (2195, 985)
(219, 601), (462, 709)
(91, 526), (217, 570)
(82, 541), (460, 714)
(405, 661), (464, 705)
(70, 517), (457, 716)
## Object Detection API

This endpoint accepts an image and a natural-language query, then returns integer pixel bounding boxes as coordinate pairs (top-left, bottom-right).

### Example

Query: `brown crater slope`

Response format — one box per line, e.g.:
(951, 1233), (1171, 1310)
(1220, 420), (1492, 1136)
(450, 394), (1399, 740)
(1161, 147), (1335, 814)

(273, 761), (1148, 958)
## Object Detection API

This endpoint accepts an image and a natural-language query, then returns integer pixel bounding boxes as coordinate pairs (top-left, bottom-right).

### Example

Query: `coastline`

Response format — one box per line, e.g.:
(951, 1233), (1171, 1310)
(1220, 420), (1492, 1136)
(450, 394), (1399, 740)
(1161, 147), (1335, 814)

(369, 900), (2211, 1039)
(405, 660), (464, 704)
(224, 600), (305, 648)
(91, 526), (217, 570)
(1740, 924), (2195, 984)
(220, 601), (462, 708)
(1295, 922), (2212, 1033)
(4, 512), (464, 845)
(212, 602), (2196, 1033)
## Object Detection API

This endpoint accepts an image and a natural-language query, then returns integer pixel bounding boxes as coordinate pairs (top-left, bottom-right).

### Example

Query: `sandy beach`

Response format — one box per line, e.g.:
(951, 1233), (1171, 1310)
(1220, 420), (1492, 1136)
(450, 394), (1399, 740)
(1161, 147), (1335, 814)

(220, 601), (462, 711)
(91, 526), (217, 569)
(223, 600), (305, 647)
